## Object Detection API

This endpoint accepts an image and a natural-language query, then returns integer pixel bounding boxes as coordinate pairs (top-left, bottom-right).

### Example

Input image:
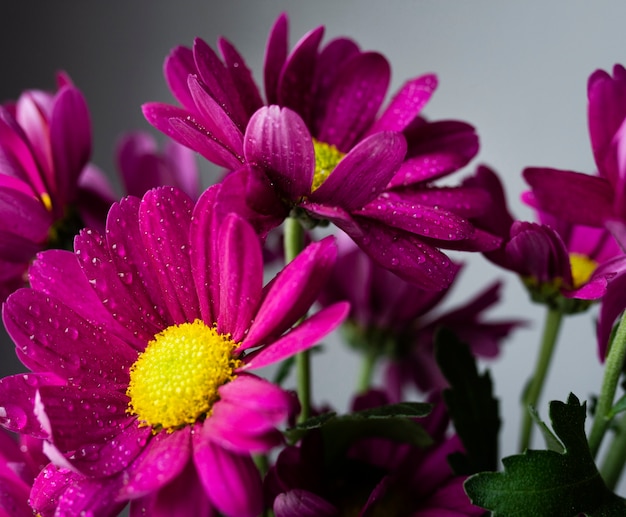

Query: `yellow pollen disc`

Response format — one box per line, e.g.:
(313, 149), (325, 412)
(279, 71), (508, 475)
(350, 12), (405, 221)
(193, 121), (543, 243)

(126, 319), (241, 432)
(569, 252), (598, 288)
(40, 192), (53, 212)
(312, 139), (345, 191)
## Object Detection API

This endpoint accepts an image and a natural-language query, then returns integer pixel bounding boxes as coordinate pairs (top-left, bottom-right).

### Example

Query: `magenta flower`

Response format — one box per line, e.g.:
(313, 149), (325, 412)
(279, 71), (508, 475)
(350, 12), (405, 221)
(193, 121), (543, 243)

(0, 75), (115, 302)
(0, 186), (348, 516)
(267, 390), (483, 517)
(468, 166), (626, 316)
(318, 233), (521, 396)
(115, 131), (200, 200)
(142, 13), (498, 289)
(523, 64), (626, 247)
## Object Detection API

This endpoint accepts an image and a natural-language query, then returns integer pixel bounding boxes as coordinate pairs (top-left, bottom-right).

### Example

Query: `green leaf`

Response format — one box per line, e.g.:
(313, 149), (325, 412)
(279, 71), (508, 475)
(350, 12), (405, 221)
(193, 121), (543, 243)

(435, 327), (500, 474)
(607, 392), (626, 420)
(529, 405), (565, 453)
(284, 402), (433, 461)
(465, 394), (626, 516)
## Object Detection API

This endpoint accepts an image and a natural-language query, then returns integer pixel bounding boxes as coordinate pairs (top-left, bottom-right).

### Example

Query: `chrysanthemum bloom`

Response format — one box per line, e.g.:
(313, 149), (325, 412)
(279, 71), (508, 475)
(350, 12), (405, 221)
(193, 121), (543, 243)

(0, 430), (46, 517)
(116, 131), (200, 200)
(468, 166), (625, 311)
(143, 13), (499, 289)
(0, 186), (348, 516)
(0, 74), (115, 302)
(523, 64), (626, 247)
(318, 233), (520, 397)
(266, 390), (483, 517)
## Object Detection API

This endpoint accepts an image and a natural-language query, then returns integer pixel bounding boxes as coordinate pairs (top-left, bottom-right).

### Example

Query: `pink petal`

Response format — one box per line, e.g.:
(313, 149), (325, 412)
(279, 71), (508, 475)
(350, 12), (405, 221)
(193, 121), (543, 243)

(244, 105), (315, 200)
(219, 373), (296, 417)
(274, 489), (338, 517)
(317, 52), (391, 151)
(216, 214), (263, 342)
(264, 13), (289, 105)
(309, 131), (406, 212)
(164, 45), (197, 110)
(243, 302), (349, 370)
(120, 427), (192, 498)
(192, 436), (263, 517)
(242, 236), (337, 350)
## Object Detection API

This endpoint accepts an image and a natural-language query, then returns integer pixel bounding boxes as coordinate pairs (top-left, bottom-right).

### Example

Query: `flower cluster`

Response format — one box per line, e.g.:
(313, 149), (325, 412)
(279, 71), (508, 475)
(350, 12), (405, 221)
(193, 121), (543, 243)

(2, 10), (626, 517)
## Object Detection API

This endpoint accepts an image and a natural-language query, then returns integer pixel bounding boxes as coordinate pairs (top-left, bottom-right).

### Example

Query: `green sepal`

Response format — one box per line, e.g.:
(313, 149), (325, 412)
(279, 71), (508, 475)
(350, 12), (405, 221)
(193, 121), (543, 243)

(465, 394), (626, 516)
(435, 328), (500, 474)
(607, 392), (626, 420)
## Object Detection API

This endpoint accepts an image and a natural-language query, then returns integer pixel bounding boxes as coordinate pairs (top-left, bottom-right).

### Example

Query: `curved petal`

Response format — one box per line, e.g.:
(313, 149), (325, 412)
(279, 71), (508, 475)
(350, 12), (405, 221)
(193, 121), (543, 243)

(274, 489), (338, 517)
(164, 45), (197, 110)
(367, 74), (438, 136)
(524, 167), (614, 226)
(0, 184), (50, 242)
(264, 12), (289, 105)
(317, 52), (391, 151)
(192, 436), (263, 517)
(242, 236), (337, 350)
(309, 131), (406, 212)
(139, 187), (198, 324)
(216, 214), (263, 342)
(277, 26), (325, 125)
(243, 303), (349, 370)
(218, 373), (296, 418)
(120, 426), (192, 498)
(244, 106), (315, 200)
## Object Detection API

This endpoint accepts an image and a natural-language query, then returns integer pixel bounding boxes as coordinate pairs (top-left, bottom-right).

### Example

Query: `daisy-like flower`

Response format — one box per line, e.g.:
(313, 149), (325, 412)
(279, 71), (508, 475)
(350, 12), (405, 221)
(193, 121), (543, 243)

(0, 186), (348, 516)
(318, 232), (520, 397)
(143, 13), (499, 289)
(0, 74), (115, 302)
(115, 131), (201, 200)
(523, 64), (626, 247)
(469, 166), (625, 309)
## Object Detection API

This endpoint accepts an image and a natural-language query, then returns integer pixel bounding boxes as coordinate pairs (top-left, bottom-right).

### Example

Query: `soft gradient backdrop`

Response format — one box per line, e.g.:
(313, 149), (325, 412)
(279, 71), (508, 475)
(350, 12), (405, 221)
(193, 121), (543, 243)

(2, 0), (625, 482)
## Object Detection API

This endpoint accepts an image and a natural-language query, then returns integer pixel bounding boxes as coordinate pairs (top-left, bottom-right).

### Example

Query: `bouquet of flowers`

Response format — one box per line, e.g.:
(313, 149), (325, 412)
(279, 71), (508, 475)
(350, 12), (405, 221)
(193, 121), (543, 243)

(2, 11), (626, 516)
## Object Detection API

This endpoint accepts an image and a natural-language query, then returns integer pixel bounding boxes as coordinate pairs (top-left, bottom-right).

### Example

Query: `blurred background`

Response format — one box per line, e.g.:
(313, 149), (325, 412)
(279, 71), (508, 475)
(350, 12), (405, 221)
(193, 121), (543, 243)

(1, 0), (625, 483)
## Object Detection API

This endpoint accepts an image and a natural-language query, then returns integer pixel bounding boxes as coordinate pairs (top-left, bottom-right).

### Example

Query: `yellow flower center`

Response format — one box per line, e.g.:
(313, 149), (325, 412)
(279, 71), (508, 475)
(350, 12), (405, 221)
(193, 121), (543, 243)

(126, 319), (241, 432)
(569, 253), (598, 288)
(312, 139), (345, 191)
(40, 192), (53, 212)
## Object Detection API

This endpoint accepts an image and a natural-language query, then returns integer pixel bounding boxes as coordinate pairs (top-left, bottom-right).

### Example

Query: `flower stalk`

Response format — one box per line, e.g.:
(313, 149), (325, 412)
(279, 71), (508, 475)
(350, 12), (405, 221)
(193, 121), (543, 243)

(519, 306), (564, 452)
(588, 310), (626, 458)
(284, 216), (311, 422)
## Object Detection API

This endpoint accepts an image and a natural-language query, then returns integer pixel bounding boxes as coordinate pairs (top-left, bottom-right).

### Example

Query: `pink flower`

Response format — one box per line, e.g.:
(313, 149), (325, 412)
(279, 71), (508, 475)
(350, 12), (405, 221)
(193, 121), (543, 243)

(0, 186), (348, 516)
(0, 74), (115, 302)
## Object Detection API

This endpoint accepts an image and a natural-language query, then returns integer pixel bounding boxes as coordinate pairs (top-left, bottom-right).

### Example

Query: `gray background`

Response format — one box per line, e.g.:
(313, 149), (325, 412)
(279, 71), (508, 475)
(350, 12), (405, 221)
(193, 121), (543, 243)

(1, 0), (625, 491)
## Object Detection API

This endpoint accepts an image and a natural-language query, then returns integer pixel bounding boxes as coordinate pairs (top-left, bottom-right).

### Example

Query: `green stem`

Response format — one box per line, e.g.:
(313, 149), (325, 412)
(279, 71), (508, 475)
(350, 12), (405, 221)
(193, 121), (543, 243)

(357, 347), (379, 393)
(588, 310), (626, 458)
(600, 410), (626, 490)
(519, 306), (564, 452)
(284, 217), (310, 423)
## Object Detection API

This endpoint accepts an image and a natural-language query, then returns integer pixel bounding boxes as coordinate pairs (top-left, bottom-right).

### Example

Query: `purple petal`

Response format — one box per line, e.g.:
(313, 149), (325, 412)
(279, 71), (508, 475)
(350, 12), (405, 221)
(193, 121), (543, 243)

(210, 399), (286, 442)
(316, 52), (391, 151)
(216, 214), (263, 342)
(0, 185), (51, 242)
(357, 196), (473, 241)
(264, 13), (289, 105)
(309, 131), (406, 211)
(0, 228), (43, 263)
(243, 303), (349, 370)
(53, 469), (126, 517)
(142, 103), (244, 169)
(218, 37), (264, 119)
(524, 167), (615, 226)
(164, 45), (197, 110)
(192, 38), (248, 129)
(193, 436), (263, 517)
(120, 426), (192, 498)
(139, 187), (198, 324)
(367, 74), (438, 136)
(274, 489), (338, 517)
(129, 460), (214, 517)
(242, 236), (337, 350)
(3, 288), (135, 388)
(277, 26), (325, 125)
(598, 268), (626, 360)
(244, 106), (315, 200)
(311, 37), (361, 137)
(219, 373), (295, 417)
(50, 86), (92, 204)
(187, 74), (244, 158)
(0, 373), (62, 438)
